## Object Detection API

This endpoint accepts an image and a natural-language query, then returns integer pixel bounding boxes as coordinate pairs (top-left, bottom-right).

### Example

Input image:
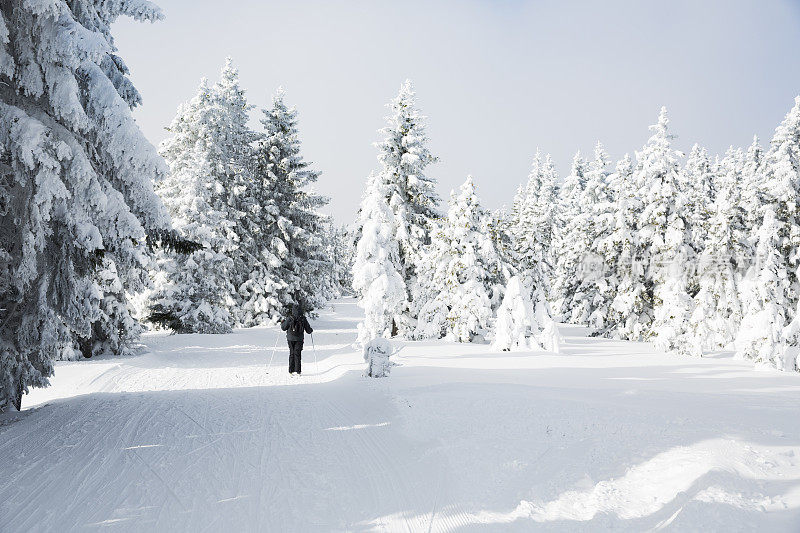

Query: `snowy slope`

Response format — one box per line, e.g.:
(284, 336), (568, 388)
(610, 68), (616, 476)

(2, 299), (800, 531)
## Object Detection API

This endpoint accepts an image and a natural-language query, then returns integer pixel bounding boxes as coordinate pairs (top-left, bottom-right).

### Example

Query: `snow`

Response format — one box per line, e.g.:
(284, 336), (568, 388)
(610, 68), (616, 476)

(363, 337), (393, 377)
(2, 298), (800, 531)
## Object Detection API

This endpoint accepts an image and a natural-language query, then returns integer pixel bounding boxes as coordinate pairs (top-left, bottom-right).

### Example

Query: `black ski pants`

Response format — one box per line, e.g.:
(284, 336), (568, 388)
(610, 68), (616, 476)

(288, 340), (303, 374)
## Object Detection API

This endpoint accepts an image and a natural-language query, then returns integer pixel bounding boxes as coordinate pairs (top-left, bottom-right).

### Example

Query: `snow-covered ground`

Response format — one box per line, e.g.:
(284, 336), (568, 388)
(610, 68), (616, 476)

(2, 298), (800, 532)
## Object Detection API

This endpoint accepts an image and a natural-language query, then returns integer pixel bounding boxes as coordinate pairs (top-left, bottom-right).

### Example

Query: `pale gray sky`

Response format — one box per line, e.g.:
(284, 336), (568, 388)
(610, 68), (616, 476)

(114, 0), (800, 223)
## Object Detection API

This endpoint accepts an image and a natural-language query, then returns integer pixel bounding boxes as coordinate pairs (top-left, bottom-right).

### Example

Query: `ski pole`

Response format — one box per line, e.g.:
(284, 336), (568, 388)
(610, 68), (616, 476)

(311, 332), (319, 375)
(266, 331), (279, 373)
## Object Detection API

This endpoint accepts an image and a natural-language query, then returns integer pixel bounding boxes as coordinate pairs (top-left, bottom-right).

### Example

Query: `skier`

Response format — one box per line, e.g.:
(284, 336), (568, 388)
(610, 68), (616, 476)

(281, 304), (313, 375)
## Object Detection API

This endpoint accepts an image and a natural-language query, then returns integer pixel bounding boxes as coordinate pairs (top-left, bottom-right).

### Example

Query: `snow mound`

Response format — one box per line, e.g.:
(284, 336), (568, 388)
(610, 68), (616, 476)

(363, 337), (393, 377)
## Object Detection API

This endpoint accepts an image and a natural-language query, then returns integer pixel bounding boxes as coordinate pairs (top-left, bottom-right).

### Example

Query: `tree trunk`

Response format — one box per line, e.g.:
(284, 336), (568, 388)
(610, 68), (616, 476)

(12, 387), (22, 412)
(79, 336), (93, 358)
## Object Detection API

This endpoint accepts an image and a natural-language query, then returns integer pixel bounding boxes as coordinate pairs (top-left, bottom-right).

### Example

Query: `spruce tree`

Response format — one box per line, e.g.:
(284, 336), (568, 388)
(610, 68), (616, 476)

(682, 144), (715, 296)
(637, 107), (693, 354)
(352, 173), (407, 344)
(734, 138), (766, 338)
(601, 155), (643, 339)
(762, 97), (800, 321)
(746, 96), (800, 370)
(372, 80), (440, 332)
(736, 206), (790, 368)
(88, 259), (145, 358)
(0, 0), (176, 410)
(688, 148), (744, 354)
(589, 154), (633, 335)
(414, 177), (505, 342)
(565, 143), (612, 327)
(510, 151), (559, 299)
(247, 89), (331, 320)
(552, 152), (588, 318)
(741, 135), (765, 234)
(211, 59), (260, 304)
(149, 78), (239, 333)
(326, 223), (355, 298)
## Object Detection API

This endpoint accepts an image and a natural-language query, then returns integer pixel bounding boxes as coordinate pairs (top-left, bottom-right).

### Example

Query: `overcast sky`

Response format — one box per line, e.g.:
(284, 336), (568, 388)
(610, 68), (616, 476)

(114, 0), (800, 224)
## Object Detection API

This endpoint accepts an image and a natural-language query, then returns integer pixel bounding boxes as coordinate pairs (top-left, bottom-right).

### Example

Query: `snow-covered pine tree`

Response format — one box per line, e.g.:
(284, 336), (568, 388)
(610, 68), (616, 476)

(250, 88), (332, 318)
(352, 173), (407, 345)
(209, 59), (261, 306)
(484, 206), (516, 312)
(733, 137), (766, 343)
(764, 97), (800, 319)
(87, 258), (144, 359)
(540, 154), (562, 288)
(552, 152), (589, 320)
(149, 78), (239, 333)
(415, 177), (505, 342)
(636, 107), (693, 353)
(741, 135), (765, 235)
(682, 144), (715, 296)
(760, 96), (800, 370)
(0, 0), (176, 410)
(565, 143), (613, 327)
(372, 80), (440, 332)
(494, 179), (561, 353)
(688, 148), (744, 354)
(602, 154), (648, 339)
(326, 223), (355, 298)
(408, 216), (450, 340)
(736, 205), (791, 369)
(511, 151), (560, 299)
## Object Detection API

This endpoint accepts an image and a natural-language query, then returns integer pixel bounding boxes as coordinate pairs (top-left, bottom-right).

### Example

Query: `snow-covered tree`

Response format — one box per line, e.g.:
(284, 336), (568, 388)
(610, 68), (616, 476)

(746, 96), (800, 370)
(0, 0), (176, 410)
(688, 148), (744, 354)
(85, 258), (144, 359)
(636, 107), (693, 354)
(488, 206), (514, 276)
(415, 177), (505, 342)
(246, 88), (331, 322)
(682, 143), (715, 295)
(736, 206), (791, 369)
(353, 173), (407, 345)
(148, 76), (240, 333)
(326, 223), (355, 298)
(371, 80), (440, 330)
(552, 152), (587, 318)
(600, 155), (646, 339)
(210, 59), (260, 301)
(762, 97), (800, 320)
(509, 151), (559, 298)
(564, 143), (613, 327)
(734, 138), (766, 346)
(581, 147), (623, 334)
(493, 276), (559, 352)
(741, 135), (765, 234)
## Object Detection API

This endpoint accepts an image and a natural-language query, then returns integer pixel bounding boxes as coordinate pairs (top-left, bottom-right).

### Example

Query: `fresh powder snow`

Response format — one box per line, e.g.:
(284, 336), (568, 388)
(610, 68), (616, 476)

(2, 299), (800, 531)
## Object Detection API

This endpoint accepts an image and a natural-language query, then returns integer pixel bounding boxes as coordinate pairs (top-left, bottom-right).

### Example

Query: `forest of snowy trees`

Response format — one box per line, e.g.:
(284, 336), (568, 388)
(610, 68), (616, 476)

(145, 60), (335, 334)
(2, 0), (800, 412)
(0, 2), (341, 410)
(353, 84), (800, 373)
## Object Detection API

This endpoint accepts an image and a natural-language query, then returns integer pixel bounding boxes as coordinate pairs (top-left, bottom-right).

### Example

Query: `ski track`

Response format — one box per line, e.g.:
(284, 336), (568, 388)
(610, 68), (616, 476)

(2, 298), (800, 531)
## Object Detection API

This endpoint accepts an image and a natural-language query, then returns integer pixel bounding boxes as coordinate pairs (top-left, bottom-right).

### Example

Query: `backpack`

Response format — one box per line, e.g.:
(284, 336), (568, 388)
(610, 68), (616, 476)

(290, 317), (304, 336)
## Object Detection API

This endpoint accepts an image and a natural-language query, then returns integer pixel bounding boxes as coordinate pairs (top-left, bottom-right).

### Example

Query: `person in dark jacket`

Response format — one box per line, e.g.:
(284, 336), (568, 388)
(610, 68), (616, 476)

(281, 305), (313, 375)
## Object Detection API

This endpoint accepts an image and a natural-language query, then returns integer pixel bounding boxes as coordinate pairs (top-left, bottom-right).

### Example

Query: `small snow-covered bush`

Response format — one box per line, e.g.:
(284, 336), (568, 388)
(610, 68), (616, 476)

(363, 338), (393, 378)
(493, 276), (560, 353)
(493, 276), (536, 351)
